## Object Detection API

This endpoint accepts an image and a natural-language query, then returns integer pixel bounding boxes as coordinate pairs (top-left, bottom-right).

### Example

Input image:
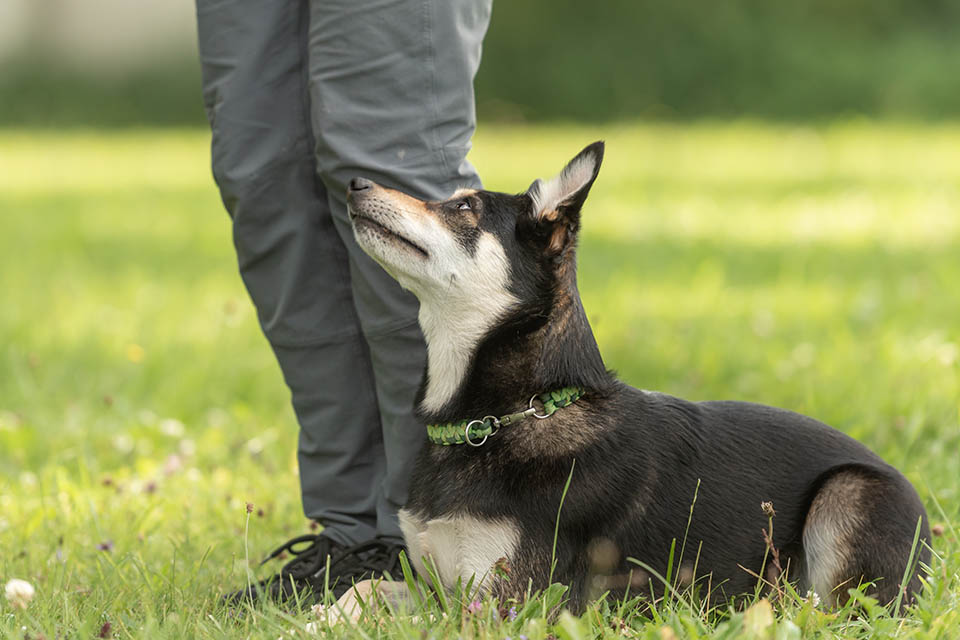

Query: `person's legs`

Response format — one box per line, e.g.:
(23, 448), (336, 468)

(306, 0), (492, 539)
(196, 0), (384, 546)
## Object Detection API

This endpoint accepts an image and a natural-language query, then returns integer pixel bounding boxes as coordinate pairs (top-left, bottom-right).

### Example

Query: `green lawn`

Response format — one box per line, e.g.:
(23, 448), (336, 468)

(1, 123), (958, 639)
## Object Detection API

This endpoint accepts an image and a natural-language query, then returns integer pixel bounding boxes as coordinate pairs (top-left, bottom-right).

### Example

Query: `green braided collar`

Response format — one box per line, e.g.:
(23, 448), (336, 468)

(426, 386), (584, 446)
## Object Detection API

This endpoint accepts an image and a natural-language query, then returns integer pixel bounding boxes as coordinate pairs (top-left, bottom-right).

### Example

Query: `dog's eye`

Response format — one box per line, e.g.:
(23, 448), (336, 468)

(456, 200), (472, 211)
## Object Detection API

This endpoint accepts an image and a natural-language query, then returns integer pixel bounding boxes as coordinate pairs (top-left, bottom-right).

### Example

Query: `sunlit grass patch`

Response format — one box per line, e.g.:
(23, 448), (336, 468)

(1, 122), (958, 638)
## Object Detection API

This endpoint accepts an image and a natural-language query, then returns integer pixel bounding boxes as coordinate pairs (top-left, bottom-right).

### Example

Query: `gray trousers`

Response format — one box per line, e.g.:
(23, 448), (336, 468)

(196, 0), (491, 544)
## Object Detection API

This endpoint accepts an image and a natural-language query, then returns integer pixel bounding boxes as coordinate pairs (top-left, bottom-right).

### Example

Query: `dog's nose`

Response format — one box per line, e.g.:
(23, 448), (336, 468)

(349, 177), (373, 192)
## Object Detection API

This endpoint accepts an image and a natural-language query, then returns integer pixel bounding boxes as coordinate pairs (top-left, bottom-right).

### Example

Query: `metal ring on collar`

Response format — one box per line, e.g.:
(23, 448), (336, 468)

(528, 395), (551, 419)
(464, 419), (489, 446)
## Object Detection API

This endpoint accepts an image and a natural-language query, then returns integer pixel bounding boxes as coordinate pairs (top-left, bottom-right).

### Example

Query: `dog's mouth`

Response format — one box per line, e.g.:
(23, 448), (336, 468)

(351, 212), (429, 259)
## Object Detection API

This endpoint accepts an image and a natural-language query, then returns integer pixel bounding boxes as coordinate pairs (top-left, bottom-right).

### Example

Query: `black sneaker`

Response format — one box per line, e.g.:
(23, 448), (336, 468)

(325, 538), (406, 598)
(225, 533), (345, 605)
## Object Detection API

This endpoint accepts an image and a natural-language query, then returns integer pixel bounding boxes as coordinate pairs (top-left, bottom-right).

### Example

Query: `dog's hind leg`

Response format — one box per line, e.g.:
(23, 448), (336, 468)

(801, 465), (930, 607)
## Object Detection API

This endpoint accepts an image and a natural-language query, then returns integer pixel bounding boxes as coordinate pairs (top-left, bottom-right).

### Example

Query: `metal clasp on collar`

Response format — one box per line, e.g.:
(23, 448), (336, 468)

(466, 396), (559, 445)
(428, 387), (583, 447)
(500, 406), (537, 426)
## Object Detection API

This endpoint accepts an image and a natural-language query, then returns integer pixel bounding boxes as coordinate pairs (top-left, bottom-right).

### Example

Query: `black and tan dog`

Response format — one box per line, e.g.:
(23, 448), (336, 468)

(338, 142), (929, 617)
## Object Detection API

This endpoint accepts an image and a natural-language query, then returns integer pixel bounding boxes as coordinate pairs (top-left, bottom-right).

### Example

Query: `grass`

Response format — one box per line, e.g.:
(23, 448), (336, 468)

(1, 122), (958, 638)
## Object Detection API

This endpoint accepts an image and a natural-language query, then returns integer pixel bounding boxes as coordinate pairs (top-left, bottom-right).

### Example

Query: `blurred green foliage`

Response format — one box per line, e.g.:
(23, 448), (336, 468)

(0, 60), (205, 127)
(478, 0), (960, 121)
(1, 0), (959, 126)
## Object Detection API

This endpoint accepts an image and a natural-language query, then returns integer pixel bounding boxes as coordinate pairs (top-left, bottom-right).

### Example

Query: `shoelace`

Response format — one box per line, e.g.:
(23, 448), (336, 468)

(327, 539), (405, 582)
(260, 533), (338, 579)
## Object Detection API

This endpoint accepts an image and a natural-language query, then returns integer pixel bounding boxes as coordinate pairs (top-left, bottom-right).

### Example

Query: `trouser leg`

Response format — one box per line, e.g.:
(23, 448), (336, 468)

(196, 0), (384, 545)
(307, 0), (492, 538)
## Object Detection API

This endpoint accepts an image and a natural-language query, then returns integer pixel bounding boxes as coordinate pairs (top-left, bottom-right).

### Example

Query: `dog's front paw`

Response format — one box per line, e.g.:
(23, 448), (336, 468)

(310, 580), (378, 627)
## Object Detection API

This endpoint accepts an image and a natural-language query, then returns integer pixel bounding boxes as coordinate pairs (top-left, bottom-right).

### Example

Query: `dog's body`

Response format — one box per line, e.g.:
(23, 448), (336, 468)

(400, 392), (927, 611)
(343, 143), (929, 615)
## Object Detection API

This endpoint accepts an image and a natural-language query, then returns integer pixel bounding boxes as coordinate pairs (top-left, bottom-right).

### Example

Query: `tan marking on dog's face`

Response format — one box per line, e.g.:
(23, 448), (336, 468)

(366, 183), (451, 227)
(388, 185), (436, 215)
(450, 187), (479, 201)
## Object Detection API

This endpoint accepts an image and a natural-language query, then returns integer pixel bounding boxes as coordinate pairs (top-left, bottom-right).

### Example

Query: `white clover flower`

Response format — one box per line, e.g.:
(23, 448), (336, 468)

(4, 578), (35, 609)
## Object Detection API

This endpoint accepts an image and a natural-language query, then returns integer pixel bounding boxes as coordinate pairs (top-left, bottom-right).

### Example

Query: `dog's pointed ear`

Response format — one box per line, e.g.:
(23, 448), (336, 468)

(526, 141), (604, 225)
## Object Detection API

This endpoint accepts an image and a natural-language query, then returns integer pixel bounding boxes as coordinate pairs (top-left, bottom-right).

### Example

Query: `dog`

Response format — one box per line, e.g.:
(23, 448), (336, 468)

(337, 142), (930, 619)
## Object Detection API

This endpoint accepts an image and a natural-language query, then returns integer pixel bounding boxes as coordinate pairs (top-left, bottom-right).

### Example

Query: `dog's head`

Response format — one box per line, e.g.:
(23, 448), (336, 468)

(348, 142), (605, 414)
(346, 141), (604, 310)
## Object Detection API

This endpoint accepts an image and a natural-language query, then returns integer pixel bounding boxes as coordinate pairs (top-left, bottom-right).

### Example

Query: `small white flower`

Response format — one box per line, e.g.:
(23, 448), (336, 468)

(159, 418), (185, 437)
(806, 589), (821, 607)
(4, 578), (35, 609)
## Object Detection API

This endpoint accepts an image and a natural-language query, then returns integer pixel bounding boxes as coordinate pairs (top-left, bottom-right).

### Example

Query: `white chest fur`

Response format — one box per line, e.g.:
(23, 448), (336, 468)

(398, 509), (520, 593)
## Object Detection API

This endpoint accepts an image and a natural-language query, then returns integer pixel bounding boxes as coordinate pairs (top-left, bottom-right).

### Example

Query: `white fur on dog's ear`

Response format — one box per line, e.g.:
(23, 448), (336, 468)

(527, 141), (604, 221)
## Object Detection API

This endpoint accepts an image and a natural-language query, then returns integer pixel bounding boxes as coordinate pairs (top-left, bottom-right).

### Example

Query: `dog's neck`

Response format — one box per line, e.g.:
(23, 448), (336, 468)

(416, 262), (611, 423)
